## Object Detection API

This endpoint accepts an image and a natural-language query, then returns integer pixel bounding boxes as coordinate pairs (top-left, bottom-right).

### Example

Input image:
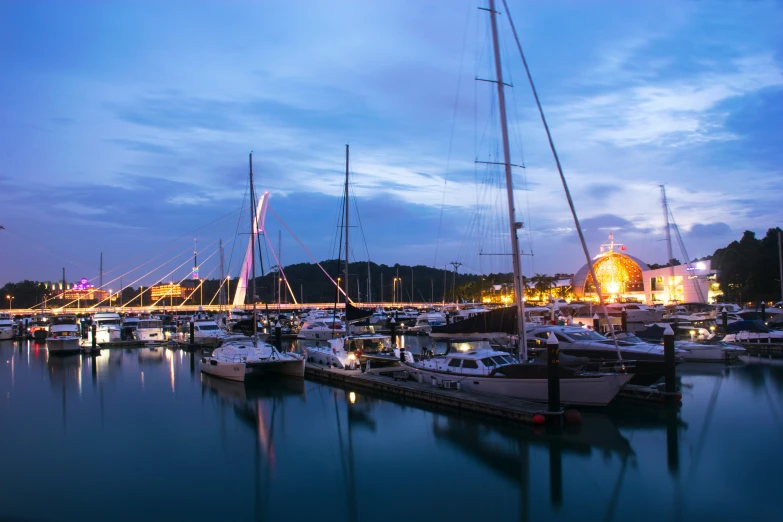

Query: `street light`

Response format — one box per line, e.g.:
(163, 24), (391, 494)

(6, 295), (13, 311)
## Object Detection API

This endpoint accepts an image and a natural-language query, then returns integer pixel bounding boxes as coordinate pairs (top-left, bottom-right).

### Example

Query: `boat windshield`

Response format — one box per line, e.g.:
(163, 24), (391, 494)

(96, 319), (120, 326)
(198, 324), (220, 331)
(138, 320), (162, 329)
(564, 330), (606, 341)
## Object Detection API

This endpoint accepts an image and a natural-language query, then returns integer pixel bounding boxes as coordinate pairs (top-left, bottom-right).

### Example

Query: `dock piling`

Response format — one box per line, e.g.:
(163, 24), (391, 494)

(274, 321), (282, 350)
(621, 308), (627, 332)
(592, 313), (600, 333)
(721, 307), (728, 335)
(547, 332), (561, 417)
(189, 321), (195, 345)
(663, 325), (677, 403)
(91, 324), (97, 351)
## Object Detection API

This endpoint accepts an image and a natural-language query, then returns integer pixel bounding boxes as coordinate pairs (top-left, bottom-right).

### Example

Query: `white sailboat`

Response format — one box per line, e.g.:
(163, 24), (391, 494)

(404, 0), (631, 405)
(201, 153), (304, 382)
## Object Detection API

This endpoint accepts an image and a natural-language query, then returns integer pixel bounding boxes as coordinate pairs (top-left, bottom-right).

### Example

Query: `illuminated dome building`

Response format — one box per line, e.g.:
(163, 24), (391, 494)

(572, 233), (649, 302)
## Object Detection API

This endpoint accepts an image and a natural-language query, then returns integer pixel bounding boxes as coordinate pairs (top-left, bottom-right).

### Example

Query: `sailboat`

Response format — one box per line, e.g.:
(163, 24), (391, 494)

(200, 153), (305, 382)
(403, 0), (632, 406)
(304, 146), (413, 370)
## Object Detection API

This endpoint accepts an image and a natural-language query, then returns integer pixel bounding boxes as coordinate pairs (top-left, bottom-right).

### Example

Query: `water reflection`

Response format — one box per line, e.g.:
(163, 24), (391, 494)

(1, 339), (782, 522)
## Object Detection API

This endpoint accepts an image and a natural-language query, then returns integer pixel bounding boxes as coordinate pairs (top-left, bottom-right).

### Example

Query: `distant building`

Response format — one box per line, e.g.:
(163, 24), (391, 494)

(571, 233), (719, 304)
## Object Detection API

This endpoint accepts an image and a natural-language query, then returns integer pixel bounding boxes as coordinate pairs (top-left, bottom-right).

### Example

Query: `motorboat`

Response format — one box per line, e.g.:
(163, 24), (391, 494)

(304, 333), (414, 370)
(88, 312), (122, 344)
(723, 320), (783, 343)
(406, 311), (447, 334)
(0, 313), (14, 341)
(672, 340), (745, 362)
(200, 337), (305, 382)
(29, 316), (51, 341)
(526, 324), (680, 385)
(46, 320), (82, 354)
(179, 319), (232, 347)
(134, 318), (164, 343)
(605, 303), (664, 323)
(296, 319), (345, 341)
(403, 339), (633, 407)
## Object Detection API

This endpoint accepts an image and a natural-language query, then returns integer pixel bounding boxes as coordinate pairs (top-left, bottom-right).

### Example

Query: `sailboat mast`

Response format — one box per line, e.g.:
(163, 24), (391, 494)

(249, 152), (257, 344)
(344, 144), (350, 308)
(778, 229), (783, 304)
(488, 0), (527, 360)
(660, 185), (675, 301)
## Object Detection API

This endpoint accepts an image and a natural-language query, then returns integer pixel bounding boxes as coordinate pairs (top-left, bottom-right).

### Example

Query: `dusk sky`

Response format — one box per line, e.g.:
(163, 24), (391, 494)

(1, 0), (782, 289)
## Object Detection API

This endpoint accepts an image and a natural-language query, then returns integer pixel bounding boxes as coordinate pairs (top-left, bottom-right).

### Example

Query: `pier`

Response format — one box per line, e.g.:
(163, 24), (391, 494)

(304, 362), (560, 425)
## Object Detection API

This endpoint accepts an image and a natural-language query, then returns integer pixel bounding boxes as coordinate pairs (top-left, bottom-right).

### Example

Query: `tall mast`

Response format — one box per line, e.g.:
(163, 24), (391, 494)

(661, 185), (675, 301)
(249, 152), (257, 345)
(488, 0), (526, 360)
(278, 229), (282, 311)
(219, 239), (225, 309)
(344, 144), (350, 308)
(778, 229), (783, 304)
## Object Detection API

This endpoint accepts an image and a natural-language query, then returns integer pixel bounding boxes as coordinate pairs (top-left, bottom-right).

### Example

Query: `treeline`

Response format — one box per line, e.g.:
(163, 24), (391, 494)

(711, 228), (782, 303)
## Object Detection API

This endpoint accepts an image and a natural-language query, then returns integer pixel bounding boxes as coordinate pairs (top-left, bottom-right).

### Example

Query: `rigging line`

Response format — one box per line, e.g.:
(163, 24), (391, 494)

(85, 244), (195, 309)
(668, 207), (706, 302)
(262, 231), (299, 305)
(95, 206), (245, 283)
(349, 182), (371, 261)
(156, 247), (224, 309)
(433, 0), (473, 269)
(89, 207), (244, 292)
(267, 205), (352, 303)
(501, 0), (622, 359)
(223, 177), (253, 282)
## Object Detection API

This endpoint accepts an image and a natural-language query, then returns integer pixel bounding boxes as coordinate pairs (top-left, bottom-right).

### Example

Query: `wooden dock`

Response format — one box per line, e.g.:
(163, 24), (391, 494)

(304, 363), (556, 425)
(736, 342), (783, 358)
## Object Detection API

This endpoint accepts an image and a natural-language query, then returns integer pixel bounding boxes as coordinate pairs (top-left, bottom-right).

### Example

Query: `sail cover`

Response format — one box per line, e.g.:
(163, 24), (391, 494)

(346, 302), (373, 322)
(430, 306), (518, 336)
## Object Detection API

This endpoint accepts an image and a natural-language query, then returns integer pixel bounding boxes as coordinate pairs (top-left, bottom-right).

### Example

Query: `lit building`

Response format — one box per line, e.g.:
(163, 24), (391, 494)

(643, 261), (717, 304)
(59, 278), (108, 301)
(571, 233), (718, 304)
(572, 234), (648, 302)
(151, 282), (192, 304)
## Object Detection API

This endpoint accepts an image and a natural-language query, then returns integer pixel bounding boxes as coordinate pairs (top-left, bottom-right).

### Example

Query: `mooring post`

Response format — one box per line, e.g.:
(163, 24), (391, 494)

(389, 317), (397, 348)
(592, 313), (600, 333)
(761, 301), (767, 323)
(621, 307), (628, 332)
(189, 321), (195, 345)
(547, 332), (561, 415)
(663, 324), (677, 402)
(721, 307), (728, 335)
(274, 321), (282, 350)
(91, 324), (97, 351)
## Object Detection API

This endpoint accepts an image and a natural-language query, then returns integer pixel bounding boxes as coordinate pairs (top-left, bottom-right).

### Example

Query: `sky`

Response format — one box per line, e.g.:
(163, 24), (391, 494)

(1, 0), (782, 289)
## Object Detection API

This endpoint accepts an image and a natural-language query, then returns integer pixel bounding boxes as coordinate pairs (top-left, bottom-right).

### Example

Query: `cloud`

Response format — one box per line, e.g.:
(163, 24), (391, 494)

(687, 222), (732, 239)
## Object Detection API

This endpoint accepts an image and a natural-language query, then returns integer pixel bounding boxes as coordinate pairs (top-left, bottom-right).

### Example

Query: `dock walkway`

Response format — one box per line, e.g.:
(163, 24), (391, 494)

(304, 363), (553, 425)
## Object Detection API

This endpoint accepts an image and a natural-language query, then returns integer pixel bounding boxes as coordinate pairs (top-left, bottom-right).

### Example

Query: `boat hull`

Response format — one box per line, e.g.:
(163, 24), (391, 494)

(405, 366), (633, 407)
(46, 337), (82, 354)
(246, 358), (305, 378)
(200, 357), (247, 382)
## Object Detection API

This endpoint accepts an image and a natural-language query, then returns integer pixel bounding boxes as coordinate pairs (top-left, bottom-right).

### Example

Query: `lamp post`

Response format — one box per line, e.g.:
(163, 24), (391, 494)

(140, 286), (144, 308)
(6, 295), (13, 311)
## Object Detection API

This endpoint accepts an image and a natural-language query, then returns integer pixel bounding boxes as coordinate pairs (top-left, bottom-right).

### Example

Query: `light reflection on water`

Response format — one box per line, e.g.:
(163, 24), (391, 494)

(0, 338), (781, 522)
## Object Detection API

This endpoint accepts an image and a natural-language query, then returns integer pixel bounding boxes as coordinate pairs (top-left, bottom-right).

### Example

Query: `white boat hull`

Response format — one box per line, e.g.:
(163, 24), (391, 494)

(405, 366), (633, 407)
(46, 337), (82, 354)
(247, 357), (305, 378)
(297, 329), (343, 341)
(0, 329), (14, 341)
(678, 345), (745, 363)
(200, 357), (247, 382)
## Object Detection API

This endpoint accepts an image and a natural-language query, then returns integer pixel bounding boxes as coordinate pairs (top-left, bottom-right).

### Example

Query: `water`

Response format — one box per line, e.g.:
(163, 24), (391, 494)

(1, 338), (781, 522)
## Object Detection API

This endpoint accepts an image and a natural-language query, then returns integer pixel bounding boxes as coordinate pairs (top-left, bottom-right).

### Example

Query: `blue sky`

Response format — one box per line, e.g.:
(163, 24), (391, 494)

(1, 0), (782, 288)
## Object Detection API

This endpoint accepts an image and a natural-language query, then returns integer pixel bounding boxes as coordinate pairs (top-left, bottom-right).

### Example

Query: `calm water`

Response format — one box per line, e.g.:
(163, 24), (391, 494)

(1, 337), (782, 522)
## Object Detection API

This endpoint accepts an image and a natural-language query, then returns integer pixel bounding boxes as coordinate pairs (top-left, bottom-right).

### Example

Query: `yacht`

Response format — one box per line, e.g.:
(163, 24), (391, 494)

(201, 337), (305, 382)
(46, 319), (82, 354)
(88, 312), (122, 344)
(0, 313), (14, 341)
(406, 311), (447, 334)
(29, 316), (51, 341)
(134, 318), (164, 343)
(723, 320), (783, 343)
(403, 339), (632, 407)
(304, 332), (414, 370)
(605, 303), (664, 323)
(296, 319), (345, 341)
(526, 324), (680, 385)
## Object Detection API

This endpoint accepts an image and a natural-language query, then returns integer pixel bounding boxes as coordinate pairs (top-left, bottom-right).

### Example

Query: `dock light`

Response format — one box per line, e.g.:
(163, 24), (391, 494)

(349, 391), (356, 404)
(347, 353), (356, 361)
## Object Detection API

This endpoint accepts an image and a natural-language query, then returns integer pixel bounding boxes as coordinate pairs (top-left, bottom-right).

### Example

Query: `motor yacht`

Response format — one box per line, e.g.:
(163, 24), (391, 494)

(296, 319), (345, 341)
(88, 312), (122, 344)
(526, 324), (680, 385)
(134, 318), (164, 344)
(406, 311), (447, 334)
(304, 333), (413, 370)
(403, 339), (632, 407)
(46, 318), (82, 354)
(0, 313), (14, 341)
